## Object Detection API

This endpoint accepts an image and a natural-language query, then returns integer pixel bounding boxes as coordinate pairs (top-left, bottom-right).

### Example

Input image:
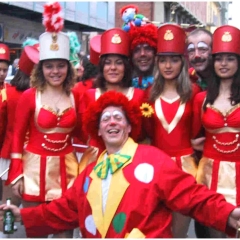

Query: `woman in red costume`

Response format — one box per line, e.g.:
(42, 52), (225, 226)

(78, 28), (145, 169)
(6, 2), (79, 238)
(0, 44), (10, 149)
(142, 24), (200, 238)
(0, 44), (10, 91)
(192, 25), (240, 238)
(0, 45), (39, 214)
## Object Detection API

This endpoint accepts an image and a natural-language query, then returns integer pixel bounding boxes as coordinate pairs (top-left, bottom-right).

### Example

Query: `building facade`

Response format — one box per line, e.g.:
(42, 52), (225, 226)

(115, 1), (229, 33)
(206, 1), (229, 32)
(0, 1), (115, 61)
(115, 1), (207, 29)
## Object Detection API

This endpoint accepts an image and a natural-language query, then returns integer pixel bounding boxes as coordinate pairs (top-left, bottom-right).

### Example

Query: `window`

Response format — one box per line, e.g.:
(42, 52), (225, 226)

(76, 2), (89, 13)
(97, 2), (107, 20)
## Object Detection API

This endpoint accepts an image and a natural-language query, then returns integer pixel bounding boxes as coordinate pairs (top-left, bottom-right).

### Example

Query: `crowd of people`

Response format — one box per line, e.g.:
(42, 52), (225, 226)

(0, 2), (240, 238)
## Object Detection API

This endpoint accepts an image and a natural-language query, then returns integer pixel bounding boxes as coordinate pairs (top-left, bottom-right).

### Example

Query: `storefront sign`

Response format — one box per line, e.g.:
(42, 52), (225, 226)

(4, 26), (41, 44)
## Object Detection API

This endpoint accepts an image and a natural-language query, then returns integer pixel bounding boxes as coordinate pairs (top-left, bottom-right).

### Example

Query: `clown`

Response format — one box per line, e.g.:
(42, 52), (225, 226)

(120, 5), (149, 32)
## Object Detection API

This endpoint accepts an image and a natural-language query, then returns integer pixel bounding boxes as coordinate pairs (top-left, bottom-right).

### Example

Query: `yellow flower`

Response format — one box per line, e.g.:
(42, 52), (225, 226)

(140, 103), (154, 118)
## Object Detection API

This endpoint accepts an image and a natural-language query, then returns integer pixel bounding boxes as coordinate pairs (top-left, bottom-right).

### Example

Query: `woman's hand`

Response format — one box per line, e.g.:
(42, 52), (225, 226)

(11, 179), (24, 198)
(191, 137), (206, 151)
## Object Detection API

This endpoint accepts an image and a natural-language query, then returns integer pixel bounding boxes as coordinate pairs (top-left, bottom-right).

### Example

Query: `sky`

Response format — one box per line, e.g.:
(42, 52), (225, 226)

(228, 1), (240, 28)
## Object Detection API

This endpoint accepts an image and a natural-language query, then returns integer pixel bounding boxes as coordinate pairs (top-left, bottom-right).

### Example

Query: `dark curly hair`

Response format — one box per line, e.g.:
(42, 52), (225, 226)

(94, 54), (132, 90)
(81, 56), (98, 81)
(30, 60), (77, 95)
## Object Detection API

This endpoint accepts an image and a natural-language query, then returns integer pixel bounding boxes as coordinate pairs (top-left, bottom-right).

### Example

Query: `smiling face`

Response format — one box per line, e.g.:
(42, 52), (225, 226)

(103, 55), (125, 85)
(42, 59), (68, 88)
(98, 106), (131, 153)
(187, 32), (212, 73)
(158, 55), (182, 81)
(132, 44), (155, 76)
(214, 53), (238, 80)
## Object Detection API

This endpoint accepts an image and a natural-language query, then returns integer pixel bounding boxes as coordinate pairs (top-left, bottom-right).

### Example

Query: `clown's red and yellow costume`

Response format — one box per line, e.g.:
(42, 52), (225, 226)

(192, 25), (240, 206)
(20, 138), (236, 238)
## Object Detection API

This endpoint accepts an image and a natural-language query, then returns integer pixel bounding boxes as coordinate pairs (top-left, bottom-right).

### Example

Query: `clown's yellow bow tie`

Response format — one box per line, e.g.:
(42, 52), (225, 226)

(94, 154), (131, 179)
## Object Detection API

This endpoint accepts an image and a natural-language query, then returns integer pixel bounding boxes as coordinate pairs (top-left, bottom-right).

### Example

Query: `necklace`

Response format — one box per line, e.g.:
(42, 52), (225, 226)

(54, 93), (63, 114)
(52, 92), (64, 114)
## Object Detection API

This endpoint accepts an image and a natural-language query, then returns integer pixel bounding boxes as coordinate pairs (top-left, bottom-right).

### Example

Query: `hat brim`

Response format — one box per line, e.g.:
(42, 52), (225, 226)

(157, 52), (183, 56)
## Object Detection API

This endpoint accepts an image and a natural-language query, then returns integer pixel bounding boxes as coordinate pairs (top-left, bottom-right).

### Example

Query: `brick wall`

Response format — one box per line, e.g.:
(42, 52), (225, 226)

(115, 2), (153, 28)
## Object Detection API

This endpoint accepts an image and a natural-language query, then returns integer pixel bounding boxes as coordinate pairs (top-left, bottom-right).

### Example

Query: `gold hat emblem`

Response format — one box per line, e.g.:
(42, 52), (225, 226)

(164, 30), (174, 41)
(221, 32), (232, 42)
(111, 34), (121, 44)
(50, 33), (59, 51)
(0, 48), (6, 54)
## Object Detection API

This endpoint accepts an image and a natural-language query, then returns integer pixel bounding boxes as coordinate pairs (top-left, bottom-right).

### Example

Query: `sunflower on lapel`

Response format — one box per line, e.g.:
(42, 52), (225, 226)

(140, 103), (154, 118)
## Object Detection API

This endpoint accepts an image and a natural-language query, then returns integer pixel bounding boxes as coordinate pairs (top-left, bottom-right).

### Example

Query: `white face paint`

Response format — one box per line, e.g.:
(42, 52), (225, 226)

(100, 110), (125, 123)
(187, 41), (209, 51)
(197, 42), (209, 48)
(187, 43), (195, 51)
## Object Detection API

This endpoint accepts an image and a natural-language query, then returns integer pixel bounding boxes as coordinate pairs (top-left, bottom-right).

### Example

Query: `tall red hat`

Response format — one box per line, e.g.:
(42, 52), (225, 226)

(18, 46), (39, 76)
(157, 24), (186, 55)
(89, 35), (101, 65)
(101, 28), (130, 57)
(128, 24), (158, 51)
(82, 91), (142, 142)
(119, 4), (139, 15)
(0, 44), (10, 62)
(89, 28), (130, 65)
(212, 25), (240, 55)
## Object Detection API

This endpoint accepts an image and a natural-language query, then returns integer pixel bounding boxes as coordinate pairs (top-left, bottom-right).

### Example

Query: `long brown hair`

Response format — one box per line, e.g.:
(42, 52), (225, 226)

(150, 56), (192, 103)
(30, 60), (76, 95)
